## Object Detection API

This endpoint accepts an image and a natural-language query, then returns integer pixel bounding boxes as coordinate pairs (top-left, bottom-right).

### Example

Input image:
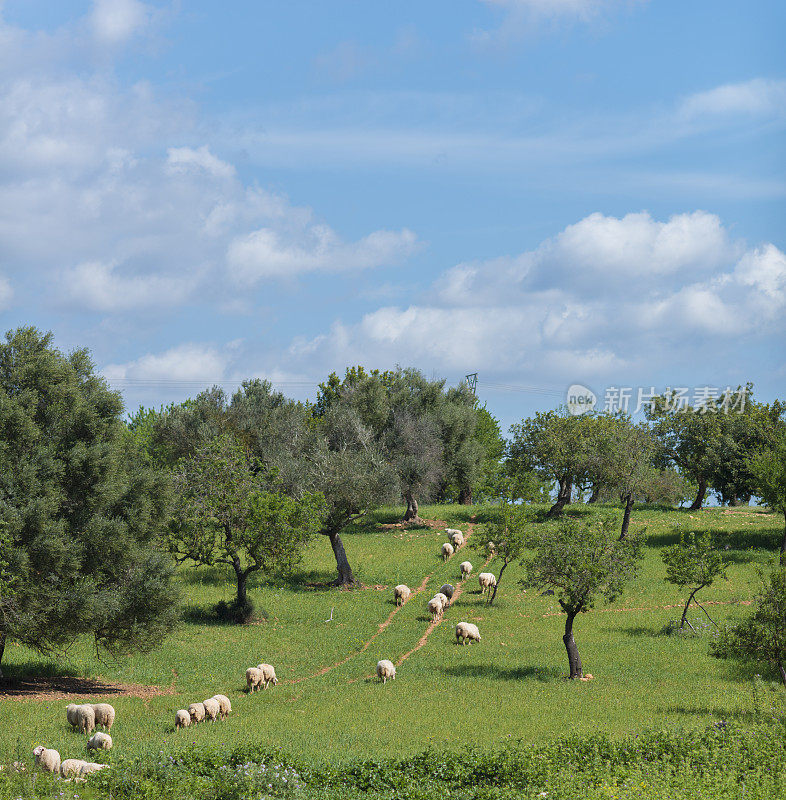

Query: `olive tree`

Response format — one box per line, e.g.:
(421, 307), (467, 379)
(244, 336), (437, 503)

(748, 429), (786, 562)
(523, 515), (641, 678)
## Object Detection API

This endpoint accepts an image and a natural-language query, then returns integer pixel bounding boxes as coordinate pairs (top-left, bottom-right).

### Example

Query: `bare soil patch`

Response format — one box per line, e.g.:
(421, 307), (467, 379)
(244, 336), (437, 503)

(0, 675), (175, 702)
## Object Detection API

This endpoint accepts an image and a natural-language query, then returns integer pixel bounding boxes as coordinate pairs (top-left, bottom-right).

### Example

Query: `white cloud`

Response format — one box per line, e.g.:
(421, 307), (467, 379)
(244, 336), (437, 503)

(227, 225), (418, 283)
(167, 146), (236, 179)
(0, 275), (12, 309)
(90, 0), (152, 45)
(62, 261), (196, 312)
(680, 79), (786, 119)
(481, 0), (610, 19)
(103, 342), (228, 381)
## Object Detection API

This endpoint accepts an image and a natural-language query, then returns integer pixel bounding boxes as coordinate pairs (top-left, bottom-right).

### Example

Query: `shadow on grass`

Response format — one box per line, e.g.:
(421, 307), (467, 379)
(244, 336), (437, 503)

(182, 604), (268, 626)
(441, 664), (561, 682)
(660, 704), (784, 724)
(645, 526), (781, 551)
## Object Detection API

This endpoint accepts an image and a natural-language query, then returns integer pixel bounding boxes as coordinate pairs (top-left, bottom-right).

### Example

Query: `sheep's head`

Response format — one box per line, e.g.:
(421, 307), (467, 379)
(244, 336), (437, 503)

(32, 746), (45, 758)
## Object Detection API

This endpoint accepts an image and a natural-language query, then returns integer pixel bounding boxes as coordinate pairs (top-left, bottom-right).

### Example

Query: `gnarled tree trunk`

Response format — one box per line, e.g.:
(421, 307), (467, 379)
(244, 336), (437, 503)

(689, 479), (707, 511)
(403, 492), (422, 523)
(619, 492), (634, 540)
(563, 611), (583, 679)
(546, 478), (572, 519)
(326, 530), (357, 587)
(587, 484), (600, 504)
(459, 486), (473, 505)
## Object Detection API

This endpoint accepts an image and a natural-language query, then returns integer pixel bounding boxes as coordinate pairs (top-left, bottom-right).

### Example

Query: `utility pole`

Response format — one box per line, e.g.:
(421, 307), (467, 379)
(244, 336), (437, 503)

(465, 373), (478, 395)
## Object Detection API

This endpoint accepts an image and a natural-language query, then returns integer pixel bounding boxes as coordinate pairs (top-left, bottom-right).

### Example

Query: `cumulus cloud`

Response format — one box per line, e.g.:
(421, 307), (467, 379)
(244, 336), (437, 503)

(166, 146), (236, 178)
(89, 0), (153, 45)
(227, 226), (418, 283)
(283, 211), (785, 386)
(103, 342), (228, 381)
(680, 79), (786, 119)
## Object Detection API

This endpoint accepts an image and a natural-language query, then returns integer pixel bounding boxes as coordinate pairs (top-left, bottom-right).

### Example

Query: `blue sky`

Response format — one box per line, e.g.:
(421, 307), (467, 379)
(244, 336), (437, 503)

(0, 0), (783, 431)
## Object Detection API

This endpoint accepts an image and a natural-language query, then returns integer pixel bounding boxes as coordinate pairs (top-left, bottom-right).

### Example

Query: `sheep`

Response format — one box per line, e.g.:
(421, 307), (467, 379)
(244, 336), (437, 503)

(257, 663), (278, 689)
(175, 709), (191, 729)
(393, 584), (411, 605)
(246, 666), (264, 692)
(455, 621), (481, 645)
(86, 732), (112, 751)
(91, 703), (115, 732)
(445, 528), (462, 536)
(450, 532), (464, 549)
(211, 694), (232, 719)
(66, 704), (96, 734)
(376, 659), (396, 684)
(427, 596), (445, 621)
(60, 759), (88, 778)
(439, 584), (455, 603)
(32, 746), (60, 774)
(460, 561), (473, 578)
(434, 592), (449, 609)
(78, 762), (108, 778)
(188, 702), (206, 723)
(478, 572), (497, 595)
(441, 542), (454, 561)
(203, 697), (220, 722)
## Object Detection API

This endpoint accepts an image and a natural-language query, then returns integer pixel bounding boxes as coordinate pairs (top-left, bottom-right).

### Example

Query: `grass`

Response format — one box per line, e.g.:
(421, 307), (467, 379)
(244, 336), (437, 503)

(0, 502), (783, 779)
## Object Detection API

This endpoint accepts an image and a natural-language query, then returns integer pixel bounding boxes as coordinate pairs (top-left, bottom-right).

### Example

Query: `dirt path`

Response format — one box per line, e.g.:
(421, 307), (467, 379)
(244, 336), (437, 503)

(0, 673), (176, 702)
(284, 519), (461, 686)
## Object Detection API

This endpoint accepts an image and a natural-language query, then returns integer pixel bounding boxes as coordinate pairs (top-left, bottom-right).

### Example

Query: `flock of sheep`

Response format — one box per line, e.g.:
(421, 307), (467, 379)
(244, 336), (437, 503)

(28, 523), (487, 778)
(31, 702), (116, 779)
(378, 527), (490, 684)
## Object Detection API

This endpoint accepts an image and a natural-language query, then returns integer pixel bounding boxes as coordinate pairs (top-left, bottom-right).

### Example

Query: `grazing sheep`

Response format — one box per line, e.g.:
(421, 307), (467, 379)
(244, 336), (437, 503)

(455, 621), (481, 645)
(478, 572), (497, 594)
(450, 532), (464, 549)
(445, 528), (461, 536)
(441, 542), (454, 561)
(71, 704), (96, 734)
(188, 702), (206, 723)
(32, 746), (60, 774)
(91, 703), (115, 732)
(78, 762), (108, 779)
(393, 584), (411, 605)
(427, 596), (445, 621)
(434, 592), (449, 609)
(257, 663), (278, 689)
(376, 659), (396, 684)
(460, 561), (473, 578)
(246, 666), (263, 692)
(87, 732), (112, 751)
(439, 584), (455, 602)
(175, 709), (191, 729)
(211, 694), (232, 719)
(60, 759), (88, 778)
(202, 697), (220, 722)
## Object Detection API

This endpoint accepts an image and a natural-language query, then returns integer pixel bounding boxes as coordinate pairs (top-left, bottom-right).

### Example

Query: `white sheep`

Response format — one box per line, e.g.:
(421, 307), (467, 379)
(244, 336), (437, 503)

(66, 704), (96, 734)
(32, 746), (60, 774)
(445, 528), (462, 536)
(202, 697), (220, 722)
(455, 621), (481, 645)
(441, 542), (454, 561)
(246, 667), (263, 692)
(427, 596), (445, 621)
(478, 572), (497, 594)
(188, 702), (206, 723)
(175, 709), (191, 729)
(60, 759), (88, 778)
(450, 532), (464, 549)
(439, 584), (455, 602)
(434, 592), (449, 609)
(211, 694), (232, 719)
(78, 762), (108, 779)
(460, 561), (473, 578)
(87, 732), (112, 751)
(257, 663), (278, 689)
(393, 584), (411, 605)
(376, 659), (396, 684)
(91, 703), (115, 732)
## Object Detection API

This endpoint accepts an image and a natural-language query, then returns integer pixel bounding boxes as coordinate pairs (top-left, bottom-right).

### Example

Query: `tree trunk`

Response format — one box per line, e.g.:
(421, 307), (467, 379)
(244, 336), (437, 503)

(403, 492), (422, 523)
(689, 479), (707, 511)
(459, 486), (473, 505)
(680, 587), (700, 630)
(0, 632), (5, 678)
(233, 559), (248, 607)
(546, 479), (572, 519)
(327, 531), (357, 587)
(619, 492), (634, 540)
(488, 560), (508, 606)
(779, 661), (786, 689)
(563, 611), (583, 679)
(729, 495), (740, 507)
(587, 485), (600, 504)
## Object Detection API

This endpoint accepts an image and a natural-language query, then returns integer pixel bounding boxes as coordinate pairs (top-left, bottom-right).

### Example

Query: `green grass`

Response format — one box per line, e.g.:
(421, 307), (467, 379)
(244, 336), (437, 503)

(1, 503), (784, 775)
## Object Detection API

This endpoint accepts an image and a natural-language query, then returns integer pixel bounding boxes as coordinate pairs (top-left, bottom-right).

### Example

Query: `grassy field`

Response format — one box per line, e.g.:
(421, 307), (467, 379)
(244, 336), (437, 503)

(1, 502), (784, 786)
